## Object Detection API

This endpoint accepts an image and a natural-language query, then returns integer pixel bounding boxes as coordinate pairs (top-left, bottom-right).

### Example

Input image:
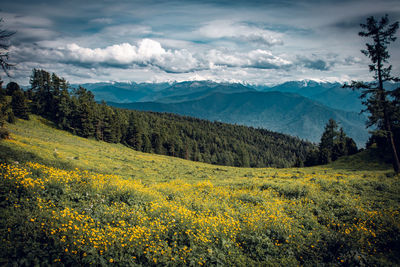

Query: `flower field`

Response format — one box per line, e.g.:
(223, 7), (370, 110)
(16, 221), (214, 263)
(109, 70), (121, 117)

(0, 117), (399, 265)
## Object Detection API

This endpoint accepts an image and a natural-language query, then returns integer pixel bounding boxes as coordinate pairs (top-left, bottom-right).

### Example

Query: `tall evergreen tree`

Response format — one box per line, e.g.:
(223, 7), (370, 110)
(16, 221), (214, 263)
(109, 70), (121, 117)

(142, 133), (152, 153)
(345, 15), (400, 173)
(0, 81), (6, 126)
(11, 88), (29, 120)
(56, 84), (72, 130)
(5, 82), (20, 96)
(6, 82), (29, 120)
(319, 119), (338, 164)
(0, 18), (14, 78)
(29, 69), (52, 116)
(125, 112), (143, 149)
(73, 86), (96, 138)
(0, 18), (15, 138)
(317, 119), (358, 164)
(0, 81), (13, 138)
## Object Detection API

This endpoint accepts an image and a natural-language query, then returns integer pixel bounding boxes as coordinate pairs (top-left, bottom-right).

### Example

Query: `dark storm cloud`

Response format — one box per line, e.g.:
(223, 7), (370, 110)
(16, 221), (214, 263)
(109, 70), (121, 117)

(299, 58), (331, 71)
(331, 11), (400, 31)
(295, 54), (361, 71)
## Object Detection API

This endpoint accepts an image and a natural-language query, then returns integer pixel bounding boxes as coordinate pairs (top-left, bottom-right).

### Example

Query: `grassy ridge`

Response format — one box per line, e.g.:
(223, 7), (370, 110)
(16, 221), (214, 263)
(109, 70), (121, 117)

(1, 116), (399, 266)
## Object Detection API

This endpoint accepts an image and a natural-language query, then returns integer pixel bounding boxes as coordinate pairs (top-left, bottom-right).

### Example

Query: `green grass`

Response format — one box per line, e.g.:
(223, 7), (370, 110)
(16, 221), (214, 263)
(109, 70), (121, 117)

(0, 116), (399, 266)
(328, 147), (392, 171)
(1, 116), (393, 183)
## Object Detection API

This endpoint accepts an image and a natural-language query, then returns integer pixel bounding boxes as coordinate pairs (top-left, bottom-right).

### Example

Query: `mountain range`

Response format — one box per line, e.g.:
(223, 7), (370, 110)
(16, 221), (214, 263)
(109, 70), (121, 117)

(72, 80), (391, 146)
(76, 82), (171, 103)
(254, 80), (364, 112)
(76, 80), (366, 112)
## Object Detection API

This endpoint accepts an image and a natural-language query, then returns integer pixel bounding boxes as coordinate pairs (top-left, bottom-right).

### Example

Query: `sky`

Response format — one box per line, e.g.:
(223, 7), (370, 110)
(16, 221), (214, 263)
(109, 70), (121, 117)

(1, 0), (400, 85)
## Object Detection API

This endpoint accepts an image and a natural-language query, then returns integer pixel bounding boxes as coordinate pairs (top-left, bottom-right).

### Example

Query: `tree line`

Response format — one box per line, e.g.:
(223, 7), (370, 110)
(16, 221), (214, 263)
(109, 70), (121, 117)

(1, 69), (316, 168)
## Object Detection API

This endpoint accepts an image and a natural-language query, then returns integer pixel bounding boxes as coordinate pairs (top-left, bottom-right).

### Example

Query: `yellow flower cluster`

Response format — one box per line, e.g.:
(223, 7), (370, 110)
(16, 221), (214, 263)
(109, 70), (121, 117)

(1, 161), (399, 265)
(0, 163), (45, 190)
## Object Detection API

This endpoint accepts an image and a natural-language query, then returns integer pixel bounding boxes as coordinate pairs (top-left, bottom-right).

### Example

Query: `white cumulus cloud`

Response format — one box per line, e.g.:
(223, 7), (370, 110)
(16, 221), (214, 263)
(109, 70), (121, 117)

(62, 39), (201, 73)
(61, 39), (291, 73)
(197, 20), (284, 47)
(207, 49), (291, 69)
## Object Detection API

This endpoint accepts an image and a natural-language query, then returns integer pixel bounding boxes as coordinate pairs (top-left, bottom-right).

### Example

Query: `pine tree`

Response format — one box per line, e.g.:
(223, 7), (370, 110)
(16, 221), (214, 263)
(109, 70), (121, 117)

(11, 89), (29, 120)
(0, 18), (14, 78)
(73, 86), (96, 138)
(5, 82), (20, 96)
(332, 128), (347, 161)
(126, 112), (143, 149)
(0, 18), (14, 138)
(142, 134), (152, 153)
(56, 85), (72, 130)
(317, 119), (357, 164)
(345, 15), (400, 173)
(7, 82), (29, 120)
(29, 69), (52, 116)
(319, 119), (338, 164)
(0, 82), (12, 138)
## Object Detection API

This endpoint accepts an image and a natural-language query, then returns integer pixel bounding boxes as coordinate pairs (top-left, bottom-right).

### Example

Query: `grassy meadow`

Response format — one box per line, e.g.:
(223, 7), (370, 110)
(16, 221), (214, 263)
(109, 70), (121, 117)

(1, 116), (399, 266)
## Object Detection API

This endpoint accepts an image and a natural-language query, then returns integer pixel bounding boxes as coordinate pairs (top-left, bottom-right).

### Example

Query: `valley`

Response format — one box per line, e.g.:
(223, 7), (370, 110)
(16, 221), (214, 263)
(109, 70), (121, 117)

(99, 81), (370, 145)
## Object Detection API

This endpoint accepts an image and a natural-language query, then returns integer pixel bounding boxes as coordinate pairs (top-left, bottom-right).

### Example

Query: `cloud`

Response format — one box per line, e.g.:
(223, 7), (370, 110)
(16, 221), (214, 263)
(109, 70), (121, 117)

(99, 25), (155, 39)
(10, 44), (63, 64)
(295, 53), (367, 71)
(300, 58), (330, 71)
(54, 39), (292, 72)
(339, 56), (362, 68)
(0, 12), (59, 44)
(296, 55), (336, 71)
(197, 20), (284, 47)
(1, 13), (53, 28)
(207, 49), (292, 69)
(9, 36), (293, 77)
(90, 18), (113, 24)
(3, 0), (398, 86)
(62, 39), (201, 73)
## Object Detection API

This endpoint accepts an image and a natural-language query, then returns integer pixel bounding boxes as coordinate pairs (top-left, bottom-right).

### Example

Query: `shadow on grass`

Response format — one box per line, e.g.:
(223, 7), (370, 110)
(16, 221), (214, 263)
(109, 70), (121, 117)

(35, 116), (58, 129)
(327, 148), (392, 172)
(0, 142), (76, 170)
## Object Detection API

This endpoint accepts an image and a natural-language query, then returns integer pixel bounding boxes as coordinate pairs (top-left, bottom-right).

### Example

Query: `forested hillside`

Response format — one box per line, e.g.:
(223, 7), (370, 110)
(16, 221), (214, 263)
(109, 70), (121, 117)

(110, 91), (368, 145)
(5, 69), (314, 168)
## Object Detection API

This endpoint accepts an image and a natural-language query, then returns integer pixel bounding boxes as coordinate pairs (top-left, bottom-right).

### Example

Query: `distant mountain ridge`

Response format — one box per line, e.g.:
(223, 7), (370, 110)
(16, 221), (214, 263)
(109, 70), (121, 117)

(253, 80), (363, 112)
(109, 90), (369, 146)
(144, 81), (256, 103)
(73, 82), (171, 103)
(74, 80), (399, 146)
(76, 80), (368, 112)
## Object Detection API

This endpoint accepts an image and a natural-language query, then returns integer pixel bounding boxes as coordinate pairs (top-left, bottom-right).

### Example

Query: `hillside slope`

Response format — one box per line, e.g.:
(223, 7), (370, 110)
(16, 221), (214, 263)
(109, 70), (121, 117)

(0, 117), (399, 266)
(0, 116), (311, 179)
(0, 116), (388, 176)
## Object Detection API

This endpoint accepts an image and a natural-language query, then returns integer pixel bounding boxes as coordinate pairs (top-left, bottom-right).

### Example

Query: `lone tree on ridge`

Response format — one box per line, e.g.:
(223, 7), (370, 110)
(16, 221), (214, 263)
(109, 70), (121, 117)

(345, 15), (400, 173)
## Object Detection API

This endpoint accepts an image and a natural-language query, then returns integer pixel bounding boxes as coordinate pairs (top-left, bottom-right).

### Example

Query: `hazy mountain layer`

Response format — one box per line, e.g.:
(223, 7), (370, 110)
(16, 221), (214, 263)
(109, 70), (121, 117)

(110, 91), (369, 146)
